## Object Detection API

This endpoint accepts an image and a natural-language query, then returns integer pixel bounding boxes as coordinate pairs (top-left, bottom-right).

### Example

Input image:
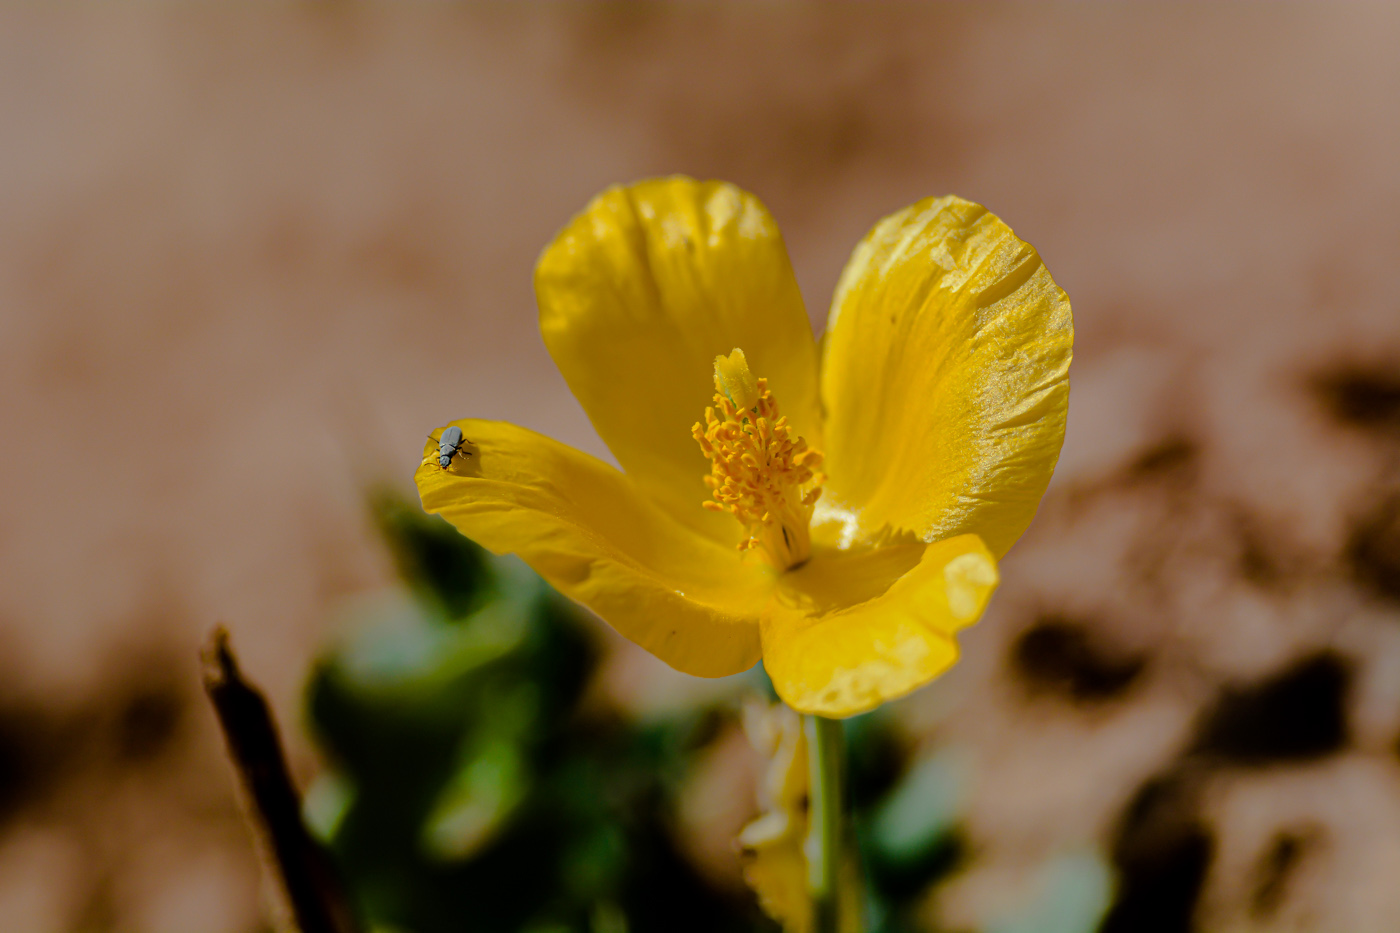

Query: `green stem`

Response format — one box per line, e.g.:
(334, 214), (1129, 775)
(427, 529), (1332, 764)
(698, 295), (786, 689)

(805, 714), (844, 933)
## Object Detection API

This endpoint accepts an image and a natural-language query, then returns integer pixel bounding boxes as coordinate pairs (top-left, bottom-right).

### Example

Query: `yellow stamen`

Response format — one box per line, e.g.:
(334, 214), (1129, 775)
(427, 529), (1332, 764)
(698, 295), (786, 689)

(691, 348), (825, 570)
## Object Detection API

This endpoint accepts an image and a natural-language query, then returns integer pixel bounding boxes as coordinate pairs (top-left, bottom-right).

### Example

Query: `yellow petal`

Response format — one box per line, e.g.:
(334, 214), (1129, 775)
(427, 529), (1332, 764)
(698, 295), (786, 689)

(819, 196), (1073, 558)
(762, 535), (999, 717)
(741, 833), (811, 933)
(416, 420), (771, 677)
(535, 176), (821, 543)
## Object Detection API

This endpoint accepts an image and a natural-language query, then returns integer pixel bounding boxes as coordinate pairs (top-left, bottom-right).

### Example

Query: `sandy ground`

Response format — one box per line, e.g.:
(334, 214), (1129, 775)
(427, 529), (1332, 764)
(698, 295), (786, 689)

(1, 5), (1398, 931)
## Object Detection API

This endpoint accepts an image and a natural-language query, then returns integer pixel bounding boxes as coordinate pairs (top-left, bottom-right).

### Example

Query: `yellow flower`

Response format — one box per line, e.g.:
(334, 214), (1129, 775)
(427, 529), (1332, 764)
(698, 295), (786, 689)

(416, 177), (1072, 717)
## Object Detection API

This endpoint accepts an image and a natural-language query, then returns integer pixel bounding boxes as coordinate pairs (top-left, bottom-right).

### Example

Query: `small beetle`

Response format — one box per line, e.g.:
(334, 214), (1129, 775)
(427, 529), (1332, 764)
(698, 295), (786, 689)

(429, 425), (471, 469)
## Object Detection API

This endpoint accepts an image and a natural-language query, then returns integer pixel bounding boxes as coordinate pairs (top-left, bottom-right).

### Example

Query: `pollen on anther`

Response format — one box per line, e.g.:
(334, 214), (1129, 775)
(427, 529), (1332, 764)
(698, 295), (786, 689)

(692, 357), (825, 564)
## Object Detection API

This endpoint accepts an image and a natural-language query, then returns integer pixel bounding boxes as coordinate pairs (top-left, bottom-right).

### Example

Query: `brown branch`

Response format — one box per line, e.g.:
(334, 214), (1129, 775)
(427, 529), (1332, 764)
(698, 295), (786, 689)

(202, 626), (360, 933)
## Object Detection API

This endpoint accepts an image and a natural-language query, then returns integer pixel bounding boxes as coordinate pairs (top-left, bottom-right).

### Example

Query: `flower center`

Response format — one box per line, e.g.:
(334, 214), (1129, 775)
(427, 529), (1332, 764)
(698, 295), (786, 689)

(691, 349), (825, 570)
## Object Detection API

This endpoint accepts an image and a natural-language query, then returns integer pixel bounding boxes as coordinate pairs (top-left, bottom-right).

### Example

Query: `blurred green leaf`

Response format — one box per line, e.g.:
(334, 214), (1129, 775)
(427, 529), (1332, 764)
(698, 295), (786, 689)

(422, 736), (530, 861)
(987, 850), (1113, 933)
(304, 769), (356, 842)
(869, 749), (965, 865)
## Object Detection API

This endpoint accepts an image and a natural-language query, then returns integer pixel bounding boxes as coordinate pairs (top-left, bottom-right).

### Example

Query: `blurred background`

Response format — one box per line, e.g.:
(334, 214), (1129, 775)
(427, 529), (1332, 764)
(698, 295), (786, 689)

(2, 4), (1399, 932)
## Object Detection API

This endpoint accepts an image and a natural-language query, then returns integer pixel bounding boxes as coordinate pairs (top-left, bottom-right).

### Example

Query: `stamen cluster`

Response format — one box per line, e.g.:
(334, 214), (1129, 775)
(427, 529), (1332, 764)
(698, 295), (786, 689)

(692, 376), (825, 568)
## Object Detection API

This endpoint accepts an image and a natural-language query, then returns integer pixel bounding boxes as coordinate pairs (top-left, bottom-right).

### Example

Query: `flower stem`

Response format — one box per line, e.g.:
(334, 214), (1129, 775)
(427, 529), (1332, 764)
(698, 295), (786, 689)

(805, 714), (844, 933)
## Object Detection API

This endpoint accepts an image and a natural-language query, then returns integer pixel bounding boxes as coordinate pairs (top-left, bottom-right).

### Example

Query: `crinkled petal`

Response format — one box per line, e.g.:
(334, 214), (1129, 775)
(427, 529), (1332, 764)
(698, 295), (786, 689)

(416, 420), (771, 677)
(819, 196), (1073, 558)
(535, 176), (821, 543)
(762, 535), (999, 717)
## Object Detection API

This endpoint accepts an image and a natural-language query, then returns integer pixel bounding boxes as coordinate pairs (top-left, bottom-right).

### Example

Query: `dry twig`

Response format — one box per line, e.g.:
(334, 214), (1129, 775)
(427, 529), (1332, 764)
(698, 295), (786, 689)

(202, 626), (359, 933)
